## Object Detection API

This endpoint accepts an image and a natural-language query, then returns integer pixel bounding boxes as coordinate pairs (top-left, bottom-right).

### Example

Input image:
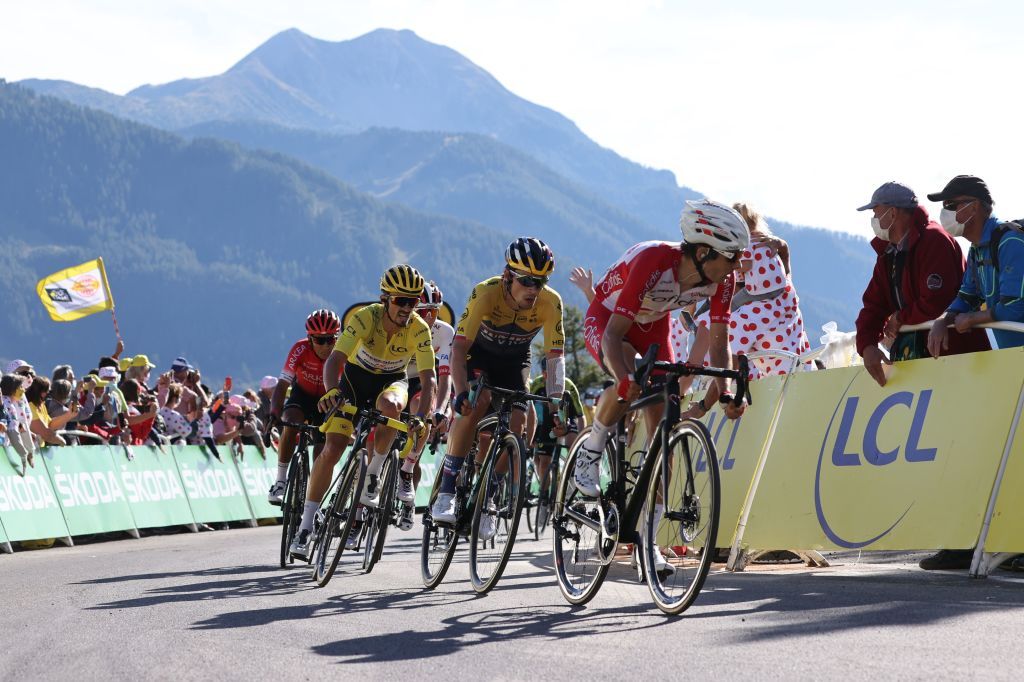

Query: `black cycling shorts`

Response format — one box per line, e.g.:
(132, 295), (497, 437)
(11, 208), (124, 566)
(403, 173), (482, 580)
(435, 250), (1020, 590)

(467, 344), (530, 411)
(282, 384), (326, 444)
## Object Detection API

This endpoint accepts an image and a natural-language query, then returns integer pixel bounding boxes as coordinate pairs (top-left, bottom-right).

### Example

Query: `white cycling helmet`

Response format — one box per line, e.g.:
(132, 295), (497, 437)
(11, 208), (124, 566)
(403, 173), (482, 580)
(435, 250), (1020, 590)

(679, 199), (750, 253)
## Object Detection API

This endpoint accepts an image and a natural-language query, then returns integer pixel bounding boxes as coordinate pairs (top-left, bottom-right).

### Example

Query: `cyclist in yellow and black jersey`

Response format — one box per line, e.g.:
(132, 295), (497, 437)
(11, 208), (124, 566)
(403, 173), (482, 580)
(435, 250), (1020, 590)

(431, 238), (567, 536)
(289, 265), (436, 559)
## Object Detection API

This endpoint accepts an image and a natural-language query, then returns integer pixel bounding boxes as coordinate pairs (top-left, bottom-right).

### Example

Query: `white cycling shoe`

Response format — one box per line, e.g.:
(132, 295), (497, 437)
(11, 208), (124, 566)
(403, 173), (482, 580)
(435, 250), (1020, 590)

(431, 493), (457, 524)
(573, 446), (603, 497)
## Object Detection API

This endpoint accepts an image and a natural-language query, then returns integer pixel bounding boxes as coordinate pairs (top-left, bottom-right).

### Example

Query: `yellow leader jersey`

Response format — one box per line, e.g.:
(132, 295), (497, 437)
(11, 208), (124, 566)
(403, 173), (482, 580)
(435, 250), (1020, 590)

(456, 277), (565, 357)
(335, 304), (435, 374)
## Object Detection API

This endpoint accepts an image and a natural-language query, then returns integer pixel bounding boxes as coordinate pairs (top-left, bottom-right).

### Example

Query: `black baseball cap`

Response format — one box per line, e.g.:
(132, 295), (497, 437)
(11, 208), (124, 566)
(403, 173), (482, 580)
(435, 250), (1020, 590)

(927, 175), (993, 204)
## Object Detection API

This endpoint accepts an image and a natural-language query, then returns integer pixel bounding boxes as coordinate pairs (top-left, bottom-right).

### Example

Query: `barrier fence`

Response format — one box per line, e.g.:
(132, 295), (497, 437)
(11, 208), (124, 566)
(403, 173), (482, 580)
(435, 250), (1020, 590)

(2, 345), (1022, 576)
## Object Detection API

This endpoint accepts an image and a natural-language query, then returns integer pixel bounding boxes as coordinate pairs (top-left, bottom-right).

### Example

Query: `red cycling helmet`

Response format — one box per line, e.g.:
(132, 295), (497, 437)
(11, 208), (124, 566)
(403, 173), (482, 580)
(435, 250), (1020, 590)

(306, 308), (341, 336)
(418, 280), (443, 309)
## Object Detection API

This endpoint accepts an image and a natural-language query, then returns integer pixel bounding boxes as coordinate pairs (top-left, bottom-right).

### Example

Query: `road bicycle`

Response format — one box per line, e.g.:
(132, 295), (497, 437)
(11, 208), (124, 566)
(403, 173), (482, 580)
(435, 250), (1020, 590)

(279, 421), (321, 568)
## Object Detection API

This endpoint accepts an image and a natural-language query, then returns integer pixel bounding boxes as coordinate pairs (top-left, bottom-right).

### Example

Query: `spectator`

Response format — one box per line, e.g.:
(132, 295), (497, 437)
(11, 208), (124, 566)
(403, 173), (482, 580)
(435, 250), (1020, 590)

(52, 364), (75, 384)
(26, 376), (66, 446)
(1, 373), (35, 471)
(928, 175), (1024, 352)
(120, 378), (158, 445)
(924, 175), (1024, 573)
(44, 379), (85, 443)
(855, 181), (989, 388)
(94, 366), (130, 444)
(213, 395), (265, 457)
(4, 361), (38, 452)
(124, 355), (156, 393)
(158, 357), (209, 420)
(158, 383), (193, 443)
(720, 202), (812, 377)
(255, 376), (277, 426)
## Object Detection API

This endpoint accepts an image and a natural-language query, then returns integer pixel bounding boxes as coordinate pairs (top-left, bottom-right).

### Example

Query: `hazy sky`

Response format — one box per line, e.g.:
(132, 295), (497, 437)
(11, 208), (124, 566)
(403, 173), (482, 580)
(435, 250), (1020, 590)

(4, 0), (1023, 235)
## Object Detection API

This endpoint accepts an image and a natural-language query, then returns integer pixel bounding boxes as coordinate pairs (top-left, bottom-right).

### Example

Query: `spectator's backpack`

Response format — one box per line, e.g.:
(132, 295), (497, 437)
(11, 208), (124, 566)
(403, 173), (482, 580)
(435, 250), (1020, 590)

(986, 220), (1024, 273)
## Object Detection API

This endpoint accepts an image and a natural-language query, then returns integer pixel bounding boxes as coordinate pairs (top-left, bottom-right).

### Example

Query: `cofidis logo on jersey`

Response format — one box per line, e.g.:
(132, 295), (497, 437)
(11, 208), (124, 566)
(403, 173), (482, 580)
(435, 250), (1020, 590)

(814, 383), (938, 548)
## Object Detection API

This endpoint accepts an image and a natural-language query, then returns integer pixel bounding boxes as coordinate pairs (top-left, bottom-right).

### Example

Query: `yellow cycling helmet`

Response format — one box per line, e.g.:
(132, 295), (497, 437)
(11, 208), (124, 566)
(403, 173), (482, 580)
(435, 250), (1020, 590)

(505, 237), (555, 276)
(380, 264), (425, 296)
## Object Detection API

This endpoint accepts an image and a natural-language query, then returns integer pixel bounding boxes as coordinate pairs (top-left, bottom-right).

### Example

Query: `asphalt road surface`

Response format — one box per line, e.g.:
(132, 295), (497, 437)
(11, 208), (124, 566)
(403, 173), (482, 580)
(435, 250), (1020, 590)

(3, 524), (1023, 680)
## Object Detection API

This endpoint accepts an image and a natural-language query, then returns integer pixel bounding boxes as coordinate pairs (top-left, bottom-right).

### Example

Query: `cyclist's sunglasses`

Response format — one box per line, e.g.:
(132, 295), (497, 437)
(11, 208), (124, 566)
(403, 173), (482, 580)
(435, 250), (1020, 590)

(310, 335), (338, 345)
(942, 198), (975, 211)
(513, 273), (549, 288)
(713, 248), (741, 261)
(390, 296), (420, 308)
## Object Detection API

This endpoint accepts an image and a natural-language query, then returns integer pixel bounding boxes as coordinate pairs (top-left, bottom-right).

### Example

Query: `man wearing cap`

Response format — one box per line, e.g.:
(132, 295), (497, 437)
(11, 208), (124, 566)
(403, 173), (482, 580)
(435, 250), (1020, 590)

(157, 357), (208, 421)
(928, 174), (1024, 353)
(854, 181), (989, 387)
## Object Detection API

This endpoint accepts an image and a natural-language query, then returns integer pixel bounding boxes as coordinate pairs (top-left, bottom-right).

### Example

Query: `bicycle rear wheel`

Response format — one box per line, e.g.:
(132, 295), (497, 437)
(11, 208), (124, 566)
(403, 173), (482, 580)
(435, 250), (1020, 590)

(421, 463), (458, 589)
(469, 432), (527, 594)
(363, 451), (398, 573)
(313, 451), (366, 587)
(279, 454), (306, 568)
(552, 427), (617, 606)
(643, 419), (720, 615)
(524, 457), (537, 534)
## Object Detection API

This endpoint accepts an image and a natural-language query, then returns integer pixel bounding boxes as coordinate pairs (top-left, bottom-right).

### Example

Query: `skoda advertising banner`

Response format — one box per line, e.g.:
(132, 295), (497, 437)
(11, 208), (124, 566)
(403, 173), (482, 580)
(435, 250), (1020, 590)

(42, 446), (138, 537)
(233, 446), (283, 520)
(741, 349), (1024, 552)
(0, 447), (71, 543)
(171, 445), (253, 524)
(116, 445), (196, 529)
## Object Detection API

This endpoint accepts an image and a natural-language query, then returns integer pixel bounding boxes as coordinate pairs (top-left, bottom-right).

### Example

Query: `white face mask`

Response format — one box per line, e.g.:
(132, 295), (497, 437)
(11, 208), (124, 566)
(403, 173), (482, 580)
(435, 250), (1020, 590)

(871, 207), (893, 241)
(940, 206), (970, 238)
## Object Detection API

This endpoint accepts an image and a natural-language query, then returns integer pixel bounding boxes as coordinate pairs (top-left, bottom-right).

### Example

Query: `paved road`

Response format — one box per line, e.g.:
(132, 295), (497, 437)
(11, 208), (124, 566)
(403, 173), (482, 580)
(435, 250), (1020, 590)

(2, 525), (1022, 680)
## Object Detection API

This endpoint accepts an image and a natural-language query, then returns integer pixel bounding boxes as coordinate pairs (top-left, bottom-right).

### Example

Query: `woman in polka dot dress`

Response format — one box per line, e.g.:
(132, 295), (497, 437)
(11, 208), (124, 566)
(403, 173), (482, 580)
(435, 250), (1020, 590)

(697, 203), (811, 377)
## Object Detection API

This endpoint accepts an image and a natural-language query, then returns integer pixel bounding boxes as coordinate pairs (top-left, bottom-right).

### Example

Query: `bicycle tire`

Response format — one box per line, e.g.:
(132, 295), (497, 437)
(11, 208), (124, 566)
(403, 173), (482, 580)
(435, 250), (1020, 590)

(552, 427), (618, 606)
(524, 457), (537, 534)
(313, 451), (366, 587)
(279, 453), (306, 568)
(469, 432), (527, 594)
(364, 450), (398, 573)
(643, 419), (720, 615)
(421, 463), (458, 589)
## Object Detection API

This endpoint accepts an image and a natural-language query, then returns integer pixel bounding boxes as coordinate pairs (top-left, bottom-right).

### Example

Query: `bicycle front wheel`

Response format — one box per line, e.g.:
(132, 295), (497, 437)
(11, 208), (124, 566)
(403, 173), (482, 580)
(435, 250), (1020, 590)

(279, 454), (307, 568)
(552, 428), (617, 605)
(643, 419), (720, 615)
(421, 463), (458, 589)
(363, 451), (398, 573)
(313, 452), (366, 587)
(469, 432), (527, 594)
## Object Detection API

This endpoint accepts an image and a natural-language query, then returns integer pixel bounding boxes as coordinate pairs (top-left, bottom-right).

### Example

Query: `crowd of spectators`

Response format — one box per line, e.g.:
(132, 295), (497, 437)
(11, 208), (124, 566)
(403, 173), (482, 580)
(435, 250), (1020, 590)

(0, 340), (280, 472)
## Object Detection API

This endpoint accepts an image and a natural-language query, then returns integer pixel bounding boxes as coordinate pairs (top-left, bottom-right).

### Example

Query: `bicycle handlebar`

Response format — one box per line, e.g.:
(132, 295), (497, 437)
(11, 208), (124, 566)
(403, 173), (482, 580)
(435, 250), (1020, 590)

(633, 344), (752, 408)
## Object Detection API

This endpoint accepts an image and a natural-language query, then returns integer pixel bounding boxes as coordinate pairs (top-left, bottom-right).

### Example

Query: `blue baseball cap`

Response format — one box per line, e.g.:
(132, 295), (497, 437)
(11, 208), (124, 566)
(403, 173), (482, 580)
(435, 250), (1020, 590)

(857, 181), (918, 211)
(170, 356), (193, 371)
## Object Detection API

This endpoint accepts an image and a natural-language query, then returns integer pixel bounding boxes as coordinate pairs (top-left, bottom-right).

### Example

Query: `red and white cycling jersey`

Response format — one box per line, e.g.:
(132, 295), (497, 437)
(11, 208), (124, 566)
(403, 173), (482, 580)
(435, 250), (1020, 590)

(593, 241), (734, 325)
(407, 319), (454, 378)
(280, 339), (327, 396)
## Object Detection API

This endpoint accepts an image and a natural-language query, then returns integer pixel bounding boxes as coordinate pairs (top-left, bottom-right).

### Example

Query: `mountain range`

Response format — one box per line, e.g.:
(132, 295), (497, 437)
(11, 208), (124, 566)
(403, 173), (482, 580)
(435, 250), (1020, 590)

(6, 28), (873, 384)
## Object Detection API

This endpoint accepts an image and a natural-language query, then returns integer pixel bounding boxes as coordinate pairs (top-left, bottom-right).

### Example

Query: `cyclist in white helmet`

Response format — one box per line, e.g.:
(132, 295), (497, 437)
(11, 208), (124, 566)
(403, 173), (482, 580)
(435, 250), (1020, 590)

(575, 199), (750, 576)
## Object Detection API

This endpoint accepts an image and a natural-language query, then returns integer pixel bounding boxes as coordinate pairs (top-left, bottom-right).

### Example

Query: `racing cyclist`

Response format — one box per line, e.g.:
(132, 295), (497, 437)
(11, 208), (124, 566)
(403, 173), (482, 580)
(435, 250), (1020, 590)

(395, 280), (455, 530)
(576, 199), (750, 576)
(430, 238), (566, 542)
(289, 265), (436, 559)
(266, 309), (341, 505)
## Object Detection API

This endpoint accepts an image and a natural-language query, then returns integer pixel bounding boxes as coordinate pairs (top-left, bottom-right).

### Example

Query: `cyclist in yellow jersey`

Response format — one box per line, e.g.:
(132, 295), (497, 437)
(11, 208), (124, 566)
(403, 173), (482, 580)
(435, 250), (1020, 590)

(431, 238), (567, 538)
(289, 265), (436, 559)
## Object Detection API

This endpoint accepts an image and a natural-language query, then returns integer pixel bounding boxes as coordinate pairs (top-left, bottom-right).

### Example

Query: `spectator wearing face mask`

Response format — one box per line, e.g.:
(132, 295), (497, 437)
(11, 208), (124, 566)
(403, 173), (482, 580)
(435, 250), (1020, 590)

(854, 181), (990, 388)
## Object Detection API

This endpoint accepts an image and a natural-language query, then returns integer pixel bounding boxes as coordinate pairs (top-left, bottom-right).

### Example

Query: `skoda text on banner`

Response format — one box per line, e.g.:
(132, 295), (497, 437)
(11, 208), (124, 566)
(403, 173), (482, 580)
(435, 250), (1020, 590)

(35, 258), (114, 322)
(0, 448), (71, 543)
(741, 349), (1024, 552)
(116, 445), (197, 529)
(983, 350), (1024, 553)
(41, 446), (138, 537)
(171, 445), (253, 524)
(233, 446), (285, 520)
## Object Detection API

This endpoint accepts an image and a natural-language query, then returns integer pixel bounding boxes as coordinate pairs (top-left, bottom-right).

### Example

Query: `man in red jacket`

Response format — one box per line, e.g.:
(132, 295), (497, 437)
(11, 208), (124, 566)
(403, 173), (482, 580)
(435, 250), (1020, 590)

(855, 181), (990, 386)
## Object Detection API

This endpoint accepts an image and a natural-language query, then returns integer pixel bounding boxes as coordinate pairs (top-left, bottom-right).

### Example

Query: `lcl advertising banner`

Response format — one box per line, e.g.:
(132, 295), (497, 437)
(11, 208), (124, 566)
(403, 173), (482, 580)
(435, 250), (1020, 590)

(983, 348), (1024, 553)
(741, 348), (1024, 552)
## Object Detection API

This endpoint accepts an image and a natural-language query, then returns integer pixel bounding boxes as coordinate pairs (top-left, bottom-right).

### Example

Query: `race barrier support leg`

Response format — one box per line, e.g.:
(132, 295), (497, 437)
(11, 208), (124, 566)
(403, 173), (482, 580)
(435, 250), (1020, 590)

(970, 378), (1024, 578)
(1, 541), (12, 554)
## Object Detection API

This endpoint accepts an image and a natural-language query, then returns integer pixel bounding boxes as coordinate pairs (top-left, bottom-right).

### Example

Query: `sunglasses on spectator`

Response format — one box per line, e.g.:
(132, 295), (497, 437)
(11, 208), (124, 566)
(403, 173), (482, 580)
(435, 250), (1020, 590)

(310, 335), (338, 345)
(513, 273), (549, 288)
(942, 198), (975, 211)
(15, 369), (34, 377)
(390, 296), (419, 308)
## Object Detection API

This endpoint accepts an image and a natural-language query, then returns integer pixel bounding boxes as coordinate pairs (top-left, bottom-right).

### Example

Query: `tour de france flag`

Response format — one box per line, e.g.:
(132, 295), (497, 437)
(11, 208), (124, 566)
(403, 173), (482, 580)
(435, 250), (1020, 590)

(35, 258), (115, 322)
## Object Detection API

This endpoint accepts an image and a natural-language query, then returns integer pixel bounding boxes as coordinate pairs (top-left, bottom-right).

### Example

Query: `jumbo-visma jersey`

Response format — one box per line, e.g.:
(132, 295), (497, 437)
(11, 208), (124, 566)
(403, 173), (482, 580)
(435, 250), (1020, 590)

(334, 304), (435, 375)
(456, 277), (565, 356)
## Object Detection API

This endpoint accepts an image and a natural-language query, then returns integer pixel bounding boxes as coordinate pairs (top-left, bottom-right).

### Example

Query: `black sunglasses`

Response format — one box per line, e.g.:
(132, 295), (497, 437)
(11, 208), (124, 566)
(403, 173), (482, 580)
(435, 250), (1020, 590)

(16, 369), (34, 377)
(390, 296), (419, 308)
(310, 335), (338, 345)
(942, 198), (975, 211)
(513, 273), (548, 288)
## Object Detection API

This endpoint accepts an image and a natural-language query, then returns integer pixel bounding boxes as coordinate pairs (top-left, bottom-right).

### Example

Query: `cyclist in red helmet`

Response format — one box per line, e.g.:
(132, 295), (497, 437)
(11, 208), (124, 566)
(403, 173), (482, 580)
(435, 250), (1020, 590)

(266, 308), (341, 505)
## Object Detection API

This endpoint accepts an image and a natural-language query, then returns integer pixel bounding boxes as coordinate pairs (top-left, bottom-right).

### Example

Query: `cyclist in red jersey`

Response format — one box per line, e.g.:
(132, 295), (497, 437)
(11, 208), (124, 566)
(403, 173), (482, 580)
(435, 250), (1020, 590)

(266, 309), (341, 505)
(576, 199), (751, 492)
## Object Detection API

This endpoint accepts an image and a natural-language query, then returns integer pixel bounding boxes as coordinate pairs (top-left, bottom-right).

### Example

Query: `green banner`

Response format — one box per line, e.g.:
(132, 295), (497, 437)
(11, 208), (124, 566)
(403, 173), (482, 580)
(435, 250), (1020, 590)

(171, 445), (253, 524)
(115, 445), (196, 529)
(42, 445), (138, 537)
(416, 444), (445, 508)
(233, 446), (282, 520)
(0, 447), (71, 543)
(0, 513), (9, 549)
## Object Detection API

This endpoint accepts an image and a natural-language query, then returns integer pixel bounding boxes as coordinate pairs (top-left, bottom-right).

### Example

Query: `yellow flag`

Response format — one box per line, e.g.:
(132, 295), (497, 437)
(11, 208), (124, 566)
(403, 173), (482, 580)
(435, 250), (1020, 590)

(36, 258), (115, 322)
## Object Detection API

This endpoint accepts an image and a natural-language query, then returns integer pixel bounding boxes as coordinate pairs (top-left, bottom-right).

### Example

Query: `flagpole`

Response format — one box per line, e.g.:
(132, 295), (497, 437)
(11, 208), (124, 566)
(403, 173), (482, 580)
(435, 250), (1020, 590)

(97, 257), (122, 345)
